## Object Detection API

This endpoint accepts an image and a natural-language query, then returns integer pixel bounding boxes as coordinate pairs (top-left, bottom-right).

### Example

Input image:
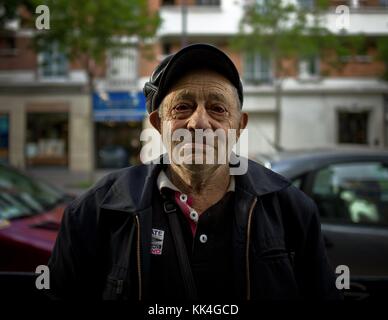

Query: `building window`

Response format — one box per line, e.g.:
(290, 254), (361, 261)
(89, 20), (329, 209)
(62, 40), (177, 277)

(252, 0), (269, 5)
(107, 47), (138, 85)
(338, 111), (369, 144)
(355, 55), (372, 63)
(297, 0), (315, 10)
(26, 112), (69, 167)
(380, 0), (388, 8)
(340, 54), (372, 63)
(0, 35), (17, 56)
(243, 52), (272, 84)
(249, 0), (269, 13)
(161, 0), (175, 5)
(39, 43), (68, 78)
(299, 56), (319, 80)
(196, 0), (221, 6)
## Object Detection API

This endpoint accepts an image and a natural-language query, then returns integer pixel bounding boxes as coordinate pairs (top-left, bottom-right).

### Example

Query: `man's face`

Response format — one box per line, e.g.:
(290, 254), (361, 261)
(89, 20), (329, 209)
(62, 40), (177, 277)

(150, 69), (248, 169)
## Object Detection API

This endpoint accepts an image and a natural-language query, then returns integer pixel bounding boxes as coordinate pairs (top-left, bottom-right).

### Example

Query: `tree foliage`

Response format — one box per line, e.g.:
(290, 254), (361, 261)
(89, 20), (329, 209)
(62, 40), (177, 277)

(231, 0), (370, 147)
(32, 0), (160, 82)
(231, 0), (364, 76)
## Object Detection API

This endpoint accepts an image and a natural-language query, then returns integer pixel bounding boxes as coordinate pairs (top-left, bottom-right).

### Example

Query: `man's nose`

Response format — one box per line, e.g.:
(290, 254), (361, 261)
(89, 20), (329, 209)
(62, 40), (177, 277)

(187, 105), (212, 130)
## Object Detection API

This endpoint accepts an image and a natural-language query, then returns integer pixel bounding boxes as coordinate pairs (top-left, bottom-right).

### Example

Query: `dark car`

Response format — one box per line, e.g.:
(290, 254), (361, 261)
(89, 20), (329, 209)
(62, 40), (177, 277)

(0, 163), (72, 298)
(255, 147), (388, 300)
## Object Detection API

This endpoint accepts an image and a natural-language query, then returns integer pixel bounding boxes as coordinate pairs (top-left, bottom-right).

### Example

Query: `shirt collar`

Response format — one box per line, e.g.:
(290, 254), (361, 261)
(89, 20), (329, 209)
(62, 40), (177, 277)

(156, 170), (235, 194)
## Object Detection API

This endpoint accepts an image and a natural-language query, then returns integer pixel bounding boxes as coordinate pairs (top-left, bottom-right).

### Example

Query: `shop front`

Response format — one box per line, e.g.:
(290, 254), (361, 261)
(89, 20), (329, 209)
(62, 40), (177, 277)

(26, 112), (69, 167)
(93, 91), (146, 169)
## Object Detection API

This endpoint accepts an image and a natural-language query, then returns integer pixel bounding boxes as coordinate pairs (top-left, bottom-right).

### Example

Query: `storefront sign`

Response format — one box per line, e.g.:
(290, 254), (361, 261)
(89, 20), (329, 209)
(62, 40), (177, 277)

(93, 91), (146, 122)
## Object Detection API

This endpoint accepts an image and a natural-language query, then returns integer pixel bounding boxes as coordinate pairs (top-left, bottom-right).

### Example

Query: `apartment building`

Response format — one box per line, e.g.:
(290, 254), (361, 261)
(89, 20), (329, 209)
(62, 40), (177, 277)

(152, 0), (388, 158)
(0, 12), (146, 172)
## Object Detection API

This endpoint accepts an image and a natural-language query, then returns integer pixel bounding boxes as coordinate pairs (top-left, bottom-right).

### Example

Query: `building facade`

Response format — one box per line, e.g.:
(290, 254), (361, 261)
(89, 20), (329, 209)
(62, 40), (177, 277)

(0, 26), (93, 171)
(153, 0), (388, 158)
(0, 19), (146, 172)
(1, 0), (387, 173)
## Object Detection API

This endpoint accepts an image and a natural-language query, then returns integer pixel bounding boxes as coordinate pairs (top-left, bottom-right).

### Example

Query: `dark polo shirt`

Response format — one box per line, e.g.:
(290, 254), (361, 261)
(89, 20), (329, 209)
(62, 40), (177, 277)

(148, 173), (236, 301)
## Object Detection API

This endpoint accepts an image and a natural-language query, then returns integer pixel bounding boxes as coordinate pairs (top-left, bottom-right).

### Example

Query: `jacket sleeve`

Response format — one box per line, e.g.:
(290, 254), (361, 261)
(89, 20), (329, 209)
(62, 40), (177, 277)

(295, 198), (343, 300)
(47, 202), (100, 300)
(47, 205), (81, 299)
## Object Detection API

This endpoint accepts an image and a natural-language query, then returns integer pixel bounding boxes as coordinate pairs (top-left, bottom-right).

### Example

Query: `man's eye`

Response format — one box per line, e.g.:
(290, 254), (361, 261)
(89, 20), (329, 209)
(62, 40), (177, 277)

(209, 105), (226, 114)
(174, 104), (191, 112)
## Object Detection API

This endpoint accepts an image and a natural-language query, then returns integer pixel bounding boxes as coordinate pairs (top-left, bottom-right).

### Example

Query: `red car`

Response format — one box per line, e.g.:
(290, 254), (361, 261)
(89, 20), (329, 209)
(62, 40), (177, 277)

(0, 163), (72, 273)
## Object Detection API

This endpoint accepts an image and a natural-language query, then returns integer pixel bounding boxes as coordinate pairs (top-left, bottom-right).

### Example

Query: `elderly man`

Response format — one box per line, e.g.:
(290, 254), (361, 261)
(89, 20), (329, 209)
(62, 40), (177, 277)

(48, 44), (341, 300)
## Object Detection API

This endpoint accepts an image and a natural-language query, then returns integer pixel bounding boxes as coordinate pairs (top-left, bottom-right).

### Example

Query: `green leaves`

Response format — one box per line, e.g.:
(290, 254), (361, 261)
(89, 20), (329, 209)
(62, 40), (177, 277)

(231, 0), (367, 77)
(32, 0), (160, 71)
(234, 1), (314, 59)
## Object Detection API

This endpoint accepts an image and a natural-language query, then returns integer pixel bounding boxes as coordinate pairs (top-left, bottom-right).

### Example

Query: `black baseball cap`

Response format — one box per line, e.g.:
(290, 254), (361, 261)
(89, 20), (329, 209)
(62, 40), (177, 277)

(143, 43), (243, 113)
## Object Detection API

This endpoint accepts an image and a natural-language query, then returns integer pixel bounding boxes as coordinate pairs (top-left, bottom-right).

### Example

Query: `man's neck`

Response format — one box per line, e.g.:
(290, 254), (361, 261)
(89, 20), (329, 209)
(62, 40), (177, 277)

(167, 164), (231, 214)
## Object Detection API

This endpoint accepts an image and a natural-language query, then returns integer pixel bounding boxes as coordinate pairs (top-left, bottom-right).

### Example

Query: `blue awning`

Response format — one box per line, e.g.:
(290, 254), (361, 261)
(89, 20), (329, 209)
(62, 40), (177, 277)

(93, 91), (146, 122)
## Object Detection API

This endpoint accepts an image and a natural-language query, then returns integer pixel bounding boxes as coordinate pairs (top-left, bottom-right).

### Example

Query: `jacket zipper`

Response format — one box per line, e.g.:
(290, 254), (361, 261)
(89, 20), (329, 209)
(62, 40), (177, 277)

(246, 197), (257, 300)
(135, 215), (142, 301)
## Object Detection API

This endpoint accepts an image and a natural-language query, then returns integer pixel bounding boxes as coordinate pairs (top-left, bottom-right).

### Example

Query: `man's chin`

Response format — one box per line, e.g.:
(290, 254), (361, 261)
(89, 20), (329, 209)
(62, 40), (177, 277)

(178, 152), (218, 165)
(179, 162), (221, 175)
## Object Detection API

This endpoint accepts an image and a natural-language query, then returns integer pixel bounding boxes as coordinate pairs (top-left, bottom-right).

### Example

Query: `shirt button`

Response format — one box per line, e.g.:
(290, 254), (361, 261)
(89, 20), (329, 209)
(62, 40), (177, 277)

(179, 194), (188, 202)
(199, 234), (208, 244)
(189, 209), (198, 222)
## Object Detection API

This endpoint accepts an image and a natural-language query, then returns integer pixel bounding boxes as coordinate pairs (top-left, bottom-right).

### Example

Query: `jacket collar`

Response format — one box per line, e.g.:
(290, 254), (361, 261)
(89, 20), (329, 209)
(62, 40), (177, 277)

(235, 158), (291, 198)
(99, 160), (163, 213)
(99, 156), (291, 213)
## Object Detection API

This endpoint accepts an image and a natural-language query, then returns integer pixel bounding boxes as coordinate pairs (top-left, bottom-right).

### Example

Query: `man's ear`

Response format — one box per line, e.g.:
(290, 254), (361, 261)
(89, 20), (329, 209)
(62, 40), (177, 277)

(239, 112), (248, 130)
(149, 110), (161, 133)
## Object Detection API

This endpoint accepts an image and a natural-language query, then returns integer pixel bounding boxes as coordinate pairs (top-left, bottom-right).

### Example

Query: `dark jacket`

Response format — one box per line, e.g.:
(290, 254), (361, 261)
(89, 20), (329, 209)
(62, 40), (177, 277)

(48, 158), (342, 300)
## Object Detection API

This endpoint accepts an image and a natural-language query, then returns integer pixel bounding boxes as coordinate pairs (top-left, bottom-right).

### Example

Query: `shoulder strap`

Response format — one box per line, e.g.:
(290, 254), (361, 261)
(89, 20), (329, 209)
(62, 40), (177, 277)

(163, 200), (198, 300)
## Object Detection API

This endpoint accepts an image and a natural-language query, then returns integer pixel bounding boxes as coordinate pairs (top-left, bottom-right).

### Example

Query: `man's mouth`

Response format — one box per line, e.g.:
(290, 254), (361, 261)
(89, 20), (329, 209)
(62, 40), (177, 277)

(172, 142), (218, 165)
(179, 142), (217, 155)
(181, 142), (212, 150)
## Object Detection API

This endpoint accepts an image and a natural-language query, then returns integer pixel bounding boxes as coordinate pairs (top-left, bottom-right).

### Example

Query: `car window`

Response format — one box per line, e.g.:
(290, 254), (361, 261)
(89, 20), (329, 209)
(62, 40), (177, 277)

(311, 162), (388, 226)
(0, 165), (65, 220)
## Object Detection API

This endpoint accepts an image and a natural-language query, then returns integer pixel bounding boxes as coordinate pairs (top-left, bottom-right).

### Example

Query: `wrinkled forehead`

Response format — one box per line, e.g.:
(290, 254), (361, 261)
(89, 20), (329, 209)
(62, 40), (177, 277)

(169, 89), (232, 106)
(167, 69), (236, 97)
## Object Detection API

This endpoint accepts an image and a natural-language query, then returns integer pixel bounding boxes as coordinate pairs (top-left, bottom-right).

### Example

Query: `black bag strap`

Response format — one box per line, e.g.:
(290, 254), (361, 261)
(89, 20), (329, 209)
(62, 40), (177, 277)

(163, 199), (198, 300)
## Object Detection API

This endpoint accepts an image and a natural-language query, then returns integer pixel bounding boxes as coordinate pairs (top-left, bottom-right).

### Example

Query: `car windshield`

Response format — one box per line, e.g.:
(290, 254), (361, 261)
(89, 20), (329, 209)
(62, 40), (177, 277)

(0, 165), (65, 220)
